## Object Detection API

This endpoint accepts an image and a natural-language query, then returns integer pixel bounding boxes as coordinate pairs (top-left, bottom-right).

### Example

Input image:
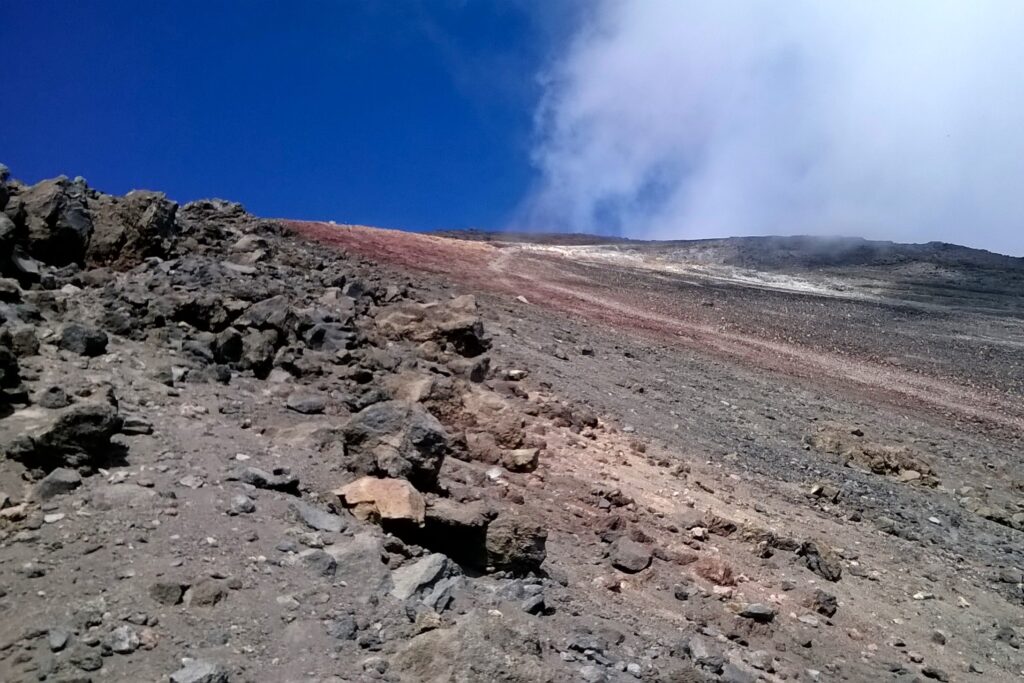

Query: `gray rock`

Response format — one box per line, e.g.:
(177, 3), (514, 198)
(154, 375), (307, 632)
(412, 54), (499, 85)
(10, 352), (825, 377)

(184, 578), (227, 607)
(921, 665), (949, 681)
(228, 494), (255, 515)
(59, 324), (108, 357)
(610, 537), (652, 573)
(812, 589), (838, 617)
(343, 400), (450, 489)
(107, 625), (139, 654)
(230, 466), (299, 494)
(69, 645), (103, 672)
(4, 402), (123, 474)
(33, 467), (82, 500)
(799, 541), (843, 582)
(299, 549), (337, 577)
(290, 499), (345, 532)
(326, 615), (358, 640)
(120, 415), (154, 435)
(391, 553), (454, 601)
(391, 609), (548, 682)
(739, 603), (776, 623)
(37, 386), (71, 409)
(86, 189), (178, 267)
(48, 627), (70, 652)
(485, 511), (547, 574)
(286, 393), (326, 414)
(422, 576), (462, 613)
(0, 278), (23, 301)
(170, 659), (230, 683)
(10, 325), (38, 356)
(521, 593), (546, 615)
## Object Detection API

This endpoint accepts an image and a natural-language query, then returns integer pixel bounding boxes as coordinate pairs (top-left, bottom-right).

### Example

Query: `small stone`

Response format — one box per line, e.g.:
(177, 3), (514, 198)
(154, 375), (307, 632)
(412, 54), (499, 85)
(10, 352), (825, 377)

(59, 324), (108, 357)
(69, 646), (103, 672)
(33, 468), (82, 500)
(811, 589), (838, 617)
(170, 659), (230, 683)
(178, 475), (204, 489)
(298, 549), (337, 577)
(184, 579), (227, 607)
(391, 553), (454, 601)
(921, 665), (949, 681)
(579, 664), (608, 683)
(286, 394), (326, 414)
(739, 603), (776, 623)
(37, 385), (71, 409)
(121, 415), (154, 435)
(522, 593), (546, 615)
(326, 615), (358, 640)
(48, 627), (70, 652)
(290, 499), (346, 532)
(149, 581), (187, 606)
(930, 630), (947, 645)
(228, 494), (255, 515)
(609, 537), (652, 573)
(108, 625), (140, 654)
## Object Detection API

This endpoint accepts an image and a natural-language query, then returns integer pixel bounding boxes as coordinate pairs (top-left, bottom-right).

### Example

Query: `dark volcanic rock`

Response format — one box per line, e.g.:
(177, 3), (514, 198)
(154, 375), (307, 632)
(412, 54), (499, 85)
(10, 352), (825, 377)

(16, 176), (93, 266)
(342, 400), (450, 489)
(610, 537), (652, 573)
(86, 190), (179, 267)
(799, 541), (843, 582)
(484, 511), (547, 574)
(59, 323), (109, 357)
(4, 402), (123, 475)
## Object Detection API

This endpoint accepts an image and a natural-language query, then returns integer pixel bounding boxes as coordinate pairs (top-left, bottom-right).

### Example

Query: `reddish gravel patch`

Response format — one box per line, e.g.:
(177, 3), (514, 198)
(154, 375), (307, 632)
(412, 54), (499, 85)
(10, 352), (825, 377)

(288, 221), (1024, 437)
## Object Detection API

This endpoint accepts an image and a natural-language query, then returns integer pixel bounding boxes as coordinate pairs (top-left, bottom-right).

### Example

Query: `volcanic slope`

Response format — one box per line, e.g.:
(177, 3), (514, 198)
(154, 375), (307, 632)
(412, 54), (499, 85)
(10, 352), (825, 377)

(0, 165), (1020, 683)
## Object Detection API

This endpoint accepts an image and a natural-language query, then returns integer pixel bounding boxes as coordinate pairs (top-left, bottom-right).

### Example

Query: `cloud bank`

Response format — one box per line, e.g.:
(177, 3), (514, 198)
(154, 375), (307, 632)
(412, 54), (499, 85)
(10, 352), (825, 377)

(520, 1), (1024, 255)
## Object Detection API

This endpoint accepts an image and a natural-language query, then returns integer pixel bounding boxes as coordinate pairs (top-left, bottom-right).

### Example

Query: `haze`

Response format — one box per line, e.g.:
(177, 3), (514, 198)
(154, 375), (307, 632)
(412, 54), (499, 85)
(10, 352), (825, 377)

(521, 1), (1024, 256)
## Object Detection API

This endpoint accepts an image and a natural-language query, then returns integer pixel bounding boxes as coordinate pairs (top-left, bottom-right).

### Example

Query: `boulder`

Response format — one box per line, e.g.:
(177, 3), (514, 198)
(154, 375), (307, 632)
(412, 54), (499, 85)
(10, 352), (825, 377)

(169, 659), (229, 683)
(289, 499), (346, 532)
(391, 553), (456, 601)
(502, 447), (540, 473)
(58, 323), (108, 357)
(342, 400), (450, 489)
(3, 402), (123, 475)
(239, 328), (279, 377)
(335, 476), (426, 524)
(236, 294), (294, 336)
(375, 295), (490, 357)
(286, 393), (325, 415)
(0, 339), (26, 403)
(799, 541), (843, 582)
(17, 176), (93, 266)
(391, 609), (551, 682)
(32, 467), (82, 500)
(485, 511), (547, 574)
(610, 537), (652, 573)
(86, 190), (179, 267)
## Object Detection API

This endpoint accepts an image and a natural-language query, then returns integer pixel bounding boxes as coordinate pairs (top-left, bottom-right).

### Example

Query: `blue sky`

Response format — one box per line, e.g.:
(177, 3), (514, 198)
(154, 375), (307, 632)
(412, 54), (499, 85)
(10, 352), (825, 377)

(4, 2), (1023, 254)
(1, 1), (576, 231)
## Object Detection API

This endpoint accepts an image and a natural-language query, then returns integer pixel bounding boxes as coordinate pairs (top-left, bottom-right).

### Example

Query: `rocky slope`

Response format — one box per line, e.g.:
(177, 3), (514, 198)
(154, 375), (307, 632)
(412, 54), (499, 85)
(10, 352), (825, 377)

(0, 166), (1021, 682)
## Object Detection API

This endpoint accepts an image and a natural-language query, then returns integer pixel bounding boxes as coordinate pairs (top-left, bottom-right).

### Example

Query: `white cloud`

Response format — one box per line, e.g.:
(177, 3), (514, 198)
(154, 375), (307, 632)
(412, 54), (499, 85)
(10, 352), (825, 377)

(520, 1), (1024, 255)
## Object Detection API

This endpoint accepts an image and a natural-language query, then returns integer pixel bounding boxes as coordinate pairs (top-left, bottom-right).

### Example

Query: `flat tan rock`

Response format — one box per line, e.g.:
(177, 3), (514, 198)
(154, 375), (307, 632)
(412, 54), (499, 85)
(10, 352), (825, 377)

(334, 476), (426, 524)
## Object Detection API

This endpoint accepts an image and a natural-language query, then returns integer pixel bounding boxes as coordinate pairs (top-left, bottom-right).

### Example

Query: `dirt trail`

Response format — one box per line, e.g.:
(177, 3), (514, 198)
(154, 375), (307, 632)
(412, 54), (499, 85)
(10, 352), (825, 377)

(289, 221), (1024, 438)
